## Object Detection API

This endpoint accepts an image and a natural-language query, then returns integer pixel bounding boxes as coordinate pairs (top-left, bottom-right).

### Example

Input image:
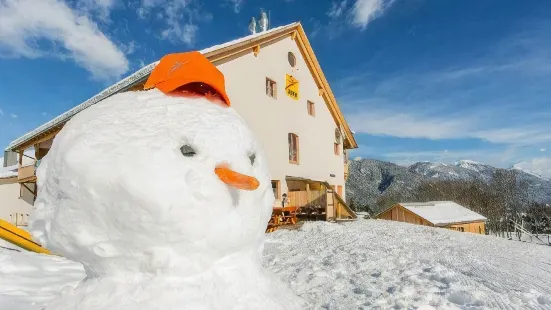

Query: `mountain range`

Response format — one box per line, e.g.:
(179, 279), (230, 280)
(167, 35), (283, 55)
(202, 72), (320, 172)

(346, 159), (551, 213)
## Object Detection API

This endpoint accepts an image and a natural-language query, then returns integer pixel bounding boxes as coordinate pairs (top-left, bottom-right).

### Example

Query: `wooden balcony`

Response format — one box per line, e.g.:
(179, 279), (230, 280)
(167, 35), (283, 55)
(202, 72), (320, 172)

(344, 162), (349, 180)
(18, 164), (36, 183)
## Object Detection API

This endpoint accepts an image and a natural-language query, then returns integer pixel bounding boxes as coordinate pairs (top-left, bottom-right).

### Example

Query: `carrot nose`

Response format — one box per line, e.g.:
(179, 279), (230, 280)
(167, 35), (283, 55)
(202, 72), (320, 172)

(215, 166), (259, 191)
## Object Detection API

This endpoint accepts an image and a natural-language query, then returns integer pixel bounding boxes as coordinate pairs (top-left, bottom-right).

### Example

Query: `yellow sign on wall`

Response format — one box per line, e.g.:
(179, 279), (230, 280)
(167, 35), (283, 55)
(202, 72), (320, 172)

(285, 74), (299, 100)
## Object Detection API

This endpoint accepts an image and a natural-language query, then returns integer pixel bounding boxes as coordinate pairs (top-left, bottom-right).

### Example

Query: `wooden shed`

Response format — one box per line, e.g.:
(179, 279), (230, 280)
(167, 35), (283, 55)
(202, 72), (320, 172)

(376, 201), (487, 234)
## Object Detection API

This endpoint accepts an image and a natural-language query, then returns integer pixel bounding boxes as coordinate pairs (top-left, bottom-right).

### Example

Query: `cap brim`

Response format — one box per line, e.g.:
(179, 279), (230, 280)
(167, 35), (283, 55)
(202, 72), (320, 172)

(155, 79), (231, 106)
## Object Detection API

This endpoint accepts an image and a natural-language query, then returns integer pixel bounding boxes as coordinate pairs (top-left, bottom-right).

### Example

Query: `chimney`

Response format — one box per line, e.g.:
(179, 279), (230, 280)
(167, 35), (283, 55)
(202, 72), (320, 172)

(248, 17), (257, 34)
(258, 9), (268, 32)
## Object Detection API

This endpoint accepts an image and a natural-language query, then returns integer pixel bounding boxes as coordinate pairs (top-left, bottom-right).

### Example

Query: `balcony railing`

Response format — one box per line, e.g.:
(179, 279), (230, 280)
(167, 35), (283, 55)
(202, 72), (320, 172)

(18, 163), (36, 182)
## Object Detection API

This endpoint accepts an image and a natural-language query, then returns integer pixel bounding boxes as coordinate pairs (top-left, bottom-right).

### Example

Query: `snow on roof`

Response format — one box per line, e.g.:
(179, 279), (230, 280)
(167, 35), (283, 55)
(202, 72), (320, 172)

(199, 23), (297, 54)
(399, 201), (487, 226)
(6, 23), (299, 151)
(0, 164), (18, 179)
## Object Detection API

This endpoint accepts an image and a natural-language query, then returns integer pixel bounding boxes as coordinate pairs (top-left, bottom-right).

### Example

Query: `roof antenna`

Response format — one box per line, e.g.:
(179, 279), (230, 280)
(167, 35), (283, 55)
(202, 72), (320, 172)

(259, 9), (269, 32)
(248, 17), (257, 34)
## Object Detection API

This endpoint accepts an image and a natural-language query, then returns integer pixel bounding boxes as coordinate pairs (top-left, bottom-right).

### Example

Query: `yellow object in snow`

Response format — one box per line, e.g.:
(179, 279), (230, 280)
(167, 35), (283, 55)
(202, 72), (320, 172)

(0, 219), (51, 255)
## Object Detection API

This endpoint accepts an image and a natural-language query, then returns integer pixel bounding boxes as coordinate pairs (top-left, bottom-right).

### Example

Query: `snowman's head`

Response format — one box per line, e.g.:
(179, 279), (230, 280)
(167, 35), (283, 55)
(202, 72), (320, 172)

(30, 89), (274, 277)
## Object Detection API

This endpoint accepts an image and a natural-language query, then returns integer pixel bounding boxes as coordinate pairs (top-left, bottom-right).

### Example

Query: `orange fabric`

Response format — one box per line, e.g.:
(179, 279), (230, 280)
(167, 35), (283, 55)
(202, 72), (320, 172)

(214, 166), (259, 191)
(144, 51), (231, 106)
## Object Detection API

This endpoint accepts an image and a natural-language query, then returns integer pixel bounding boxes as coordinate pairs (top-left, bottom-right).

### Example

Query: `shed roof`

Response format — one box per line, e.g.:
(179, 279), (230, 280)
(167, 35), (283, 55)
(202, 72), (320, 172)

(398, 201), (487, 226)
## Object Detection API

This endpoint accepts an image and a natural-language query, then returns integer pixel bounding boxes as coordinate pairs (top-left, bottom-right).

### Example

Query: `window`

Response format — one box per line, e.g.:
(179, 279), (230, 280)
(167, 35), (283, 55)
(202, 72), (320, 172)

(288, 52), (296, 67)
(271, 181), (280, 199)
(334, 143), (340, 155)
(266, 78), (276, 98)
(307, 100), (315, 116)
(288, 133), (299, 164)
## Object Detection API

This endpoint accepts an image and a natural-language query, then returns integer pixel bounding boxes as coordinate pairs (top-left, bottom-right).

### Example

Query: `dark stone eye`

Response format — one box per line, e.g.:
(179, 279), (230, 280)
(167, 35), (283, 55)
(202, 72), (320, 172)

(249, 153), (256, 165)
(180, 145), (196, 157)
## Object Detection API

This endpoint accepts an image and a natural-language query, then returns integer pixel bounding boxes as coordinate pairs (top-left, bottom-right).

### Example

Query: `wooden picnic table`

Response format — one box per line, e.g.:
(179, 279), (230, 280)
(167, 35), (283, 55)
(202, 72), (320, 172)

(266, 206), (299, 232)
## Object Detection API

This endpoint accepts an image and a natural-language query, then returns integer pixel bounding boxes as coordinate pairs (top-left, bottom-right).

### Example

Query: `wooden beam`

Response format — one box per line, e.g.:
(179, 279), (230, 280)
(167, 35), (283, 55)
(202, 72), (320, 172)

(252, 45), (260, 57)
(306, 183), (310, 205)
(17, 127), (62, 152)
(34, 144), (40, 160)
(21, 183), (36, 197)
(205, 30), (292, 64)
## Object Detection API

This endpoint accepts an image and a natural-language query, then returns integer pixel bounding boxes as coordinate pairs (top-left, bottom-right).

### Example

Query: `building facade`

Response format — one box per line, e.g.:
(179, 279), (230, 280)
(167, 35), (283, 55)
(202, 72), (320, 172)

(0, 152), (35, 226)
(4, 22), (358, 222)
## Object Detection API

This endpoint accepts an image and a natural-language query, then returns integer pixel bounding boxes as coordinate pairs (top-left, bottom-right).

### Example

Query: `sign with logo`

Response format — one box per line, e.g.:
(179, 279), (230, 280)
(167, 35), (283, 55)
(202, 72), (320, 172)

(285, 74), (299, 100)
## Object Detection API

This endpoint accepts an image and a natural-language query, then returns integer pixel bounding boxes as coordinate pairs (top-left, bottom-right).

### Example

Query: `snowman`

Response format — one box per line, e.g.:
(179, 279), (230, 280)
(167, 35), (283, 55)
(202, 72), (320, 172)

(29, 52), (303, 310)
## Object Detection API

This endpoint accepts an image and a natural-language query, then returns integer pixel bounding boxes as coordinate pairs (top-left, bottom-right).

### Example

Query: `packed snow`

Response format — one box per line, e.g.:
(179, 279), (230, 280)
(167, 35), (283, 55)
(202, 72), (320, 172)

(2, 220), (551, 309)
(400, 201), (487, 226)
(27, 89), (302, 309)
(265, 220), (551, 309)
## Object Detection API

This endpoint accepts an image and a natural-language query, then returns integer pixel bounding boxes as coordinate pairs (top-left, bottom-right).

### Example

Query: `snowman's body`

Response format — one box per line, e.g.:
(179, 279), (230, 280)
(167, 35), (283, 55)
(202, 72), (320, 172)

(30, 89), (303, 310)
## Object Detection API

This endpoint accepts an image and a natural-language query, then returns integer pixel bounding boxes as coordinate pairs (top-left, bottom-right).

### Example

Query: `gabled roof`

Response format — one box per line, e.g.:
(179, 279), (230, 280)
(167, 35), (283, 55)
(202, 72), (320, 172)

(7, 22), (357, 151)
(397, 201), (487, 226)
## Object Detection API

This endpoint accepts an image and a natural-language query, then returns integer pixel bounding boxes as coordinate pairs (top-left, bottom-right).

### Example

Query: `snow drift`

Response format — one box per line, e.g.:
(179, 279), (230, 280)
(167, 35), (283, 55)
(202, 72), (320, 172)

(2, 219), (551, 309)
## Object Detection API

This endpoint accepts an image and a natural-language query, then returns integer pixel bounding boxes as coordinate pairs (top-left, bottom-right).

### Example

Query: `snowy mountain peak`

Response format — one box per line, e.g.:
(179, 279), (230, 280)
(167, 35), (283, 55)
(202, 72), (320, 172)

(455, 159), (485, 169)
(456, 159), (483, 165)
(347, 158), (551, 212)
(512, 165), (549, 180)
(512, 159), (551, 180)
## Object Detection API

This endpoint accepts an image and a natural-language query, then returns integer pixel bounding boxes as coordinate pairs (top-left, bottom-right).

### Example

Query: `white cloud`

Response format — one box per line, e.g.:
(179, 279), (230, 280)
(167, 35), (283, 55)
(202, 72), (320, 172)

(347, 109), (473, 140)
(0, 0), (129, 80)
(136, 0), (204, 45)
(121, 40), (136, 55)
(347, 108), (551, 146)
(161, 23), (197, 45)
(328, 0), (348, 18)
(228, 0), (243, 13)
(76, 0), (116, 23)
(0, 108), (3, 116)
(350, 0), (395, 29)
(513, 158), (551, 179)
(10, 114), (17, 118)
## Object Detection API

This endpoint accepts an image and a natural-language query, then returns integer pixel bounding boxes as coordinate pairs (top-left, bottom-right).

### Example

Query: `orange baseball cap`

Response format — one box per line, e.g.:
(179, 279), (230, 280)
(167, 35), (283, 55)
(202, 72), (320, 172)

(144, 51), (231, 106)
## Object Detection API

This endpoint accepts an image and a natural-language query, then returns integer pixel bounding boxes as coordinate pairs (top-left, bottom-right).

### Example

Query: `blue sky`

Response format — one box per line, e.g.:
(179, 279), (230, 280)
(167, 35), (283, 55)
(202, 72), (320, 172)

(1, 0), (550, 177)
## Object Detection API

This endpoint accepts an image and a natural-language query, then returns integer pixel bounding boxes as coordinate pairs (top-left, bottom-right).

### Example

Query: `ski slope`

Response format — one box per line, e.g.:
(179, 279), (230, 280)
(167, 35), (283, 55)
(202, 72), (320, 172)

(2, 219), (551, 309)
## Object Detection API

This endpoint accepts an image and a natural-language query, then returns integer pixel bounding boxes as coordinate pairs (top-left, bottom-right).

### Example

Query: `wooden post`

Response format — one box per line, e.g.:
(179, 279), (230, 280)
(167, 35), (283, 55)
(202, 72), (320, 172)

(34, 144), (40, 161)
(306, 183), (310, 206)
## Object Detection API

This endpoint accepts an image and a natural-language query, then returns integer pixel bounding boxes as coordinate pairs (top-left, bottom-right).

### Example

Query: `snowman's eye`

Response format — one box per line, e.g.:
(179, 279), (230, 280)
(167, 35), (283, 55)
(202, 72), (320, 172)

(249, 153), (256, 165)
(180, 145), (196, 157)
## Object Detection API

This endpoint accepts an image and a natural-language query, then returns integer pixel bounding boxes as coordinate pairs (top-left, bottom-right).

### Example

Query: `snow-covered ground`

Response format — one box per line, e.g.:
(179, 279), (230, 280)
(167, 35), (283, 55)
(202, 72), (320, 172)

(2, 219), (551, 309)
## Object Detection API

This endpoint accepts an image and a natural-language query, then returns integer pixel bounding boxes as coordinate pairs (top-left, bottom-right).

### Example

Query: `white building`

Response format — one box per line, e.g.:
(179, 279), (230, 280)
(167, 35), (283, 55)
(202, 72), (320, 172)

(4, 22), (358, 221)
(0, 151), (35, 226)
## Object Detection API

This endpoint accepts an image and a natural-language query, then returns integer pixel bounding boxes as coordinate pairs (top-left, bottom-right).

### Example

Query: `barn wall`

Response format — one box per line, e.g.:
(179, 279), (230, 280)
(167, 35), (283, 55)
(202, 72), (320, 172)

(377, 205), (433, 227)
(446, 221), (485, 234)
